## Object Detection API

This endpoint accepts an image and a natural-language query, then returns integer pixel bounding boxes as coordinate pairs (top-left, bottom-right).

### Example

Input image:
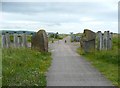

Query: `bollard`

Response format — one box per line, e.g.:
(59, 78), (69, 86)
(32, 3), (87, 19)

(22, 31), (27, 47)
(18, 35), (22, 47)
(109, 32), (113, 49)
(5, 32), (10, 48)
(97, 31), (112, 50)
(13, 32), (18, 48)
(97, 31), (103, 50)
(2, 33), (6, 48)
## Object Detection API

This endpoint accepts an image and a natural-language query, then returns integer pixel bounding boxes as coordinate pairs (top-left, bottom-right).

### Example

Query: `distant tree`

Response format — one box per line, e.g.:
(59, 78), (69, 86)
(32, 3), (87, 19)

(49, 34), (55, 38)
(55, 32), (59, 39)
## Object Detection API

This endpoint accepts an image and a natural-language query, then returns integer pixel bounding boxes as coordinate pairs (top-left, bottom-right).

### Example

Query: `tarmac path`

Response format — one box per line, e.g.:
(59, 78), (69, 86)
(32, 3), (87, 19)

(47, 36), (113, 86)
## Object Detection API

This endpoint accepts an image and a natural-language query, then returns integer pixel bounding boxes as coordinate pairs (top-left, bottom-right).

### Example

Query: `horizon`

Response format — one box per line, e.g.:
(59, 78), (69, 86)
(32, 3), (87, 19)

(1, 29), (119, 34)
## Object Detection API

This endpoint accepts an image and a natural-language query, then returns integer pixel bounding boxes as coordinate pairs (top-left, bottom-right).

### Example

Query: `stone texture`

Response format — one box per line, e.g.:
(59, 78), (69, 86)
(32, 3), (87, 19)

(2, 31), (29, 48)
(71, 35), (75, 42)
(80, 29), (96, 53)
(18, 35), (22, 47)
(96, 31), (112, 50)
(2, 33), (6, 48)
(13, 32), (18, 47)
(97, 31), (103, 50)
(31, 30), (48, 52)
(75, 36), (80, 42)
(22, 31), (27, 47)
(109, 32), (113, 49)
(5, 32), (10, 48)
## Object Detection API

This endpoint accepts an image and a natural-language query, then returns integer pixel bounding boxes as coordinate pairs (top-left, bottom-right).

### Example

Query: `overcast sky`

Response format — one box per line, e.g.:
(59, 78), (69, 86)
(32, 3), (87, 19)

(0, 0), (119, 33)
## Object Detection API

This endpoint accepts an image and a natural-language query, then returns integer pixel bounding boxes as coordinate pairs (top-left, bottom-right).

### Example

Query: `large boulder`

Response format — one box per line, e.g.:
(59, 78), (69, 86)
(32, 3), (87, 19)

(82, 29), (96, 41)
(80, 29), (96, 53)
(31, 30), (48, 52)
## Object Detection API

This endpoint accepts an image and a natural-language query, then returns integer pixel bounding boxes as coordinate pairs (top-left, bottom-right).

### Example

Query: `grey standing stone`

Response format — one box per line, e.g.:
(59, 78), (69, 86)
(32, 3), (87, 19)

(75, 36), (80, 42)
(13, 32), (18, 47)
(5, 32), (10, 48)
(106, 31), (110, 50)
(98, 31), (112, 50)
(109, 32), (113, 49)
(97, 31), (103, 50)
(103, 31), (107, 50)
(2, 33), (6, 48)
(102, 34), (104, 50)
(71, 35), (75, 42)
(107, 31), (113, 50)
(31, 30), (48, 52)
(104, 31), (111, 50)
(22, 31), (27, 47)
(70, 32), (74, 42)
(80, 29), (96, 53)
(17, 35), (22, 47)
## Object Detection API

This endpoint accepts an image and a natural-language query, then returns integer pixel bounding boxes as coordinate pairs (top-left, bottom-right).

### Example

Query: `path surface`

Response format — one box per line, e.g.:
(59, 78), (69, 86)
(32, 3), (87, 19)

(47, 36), (113, 86)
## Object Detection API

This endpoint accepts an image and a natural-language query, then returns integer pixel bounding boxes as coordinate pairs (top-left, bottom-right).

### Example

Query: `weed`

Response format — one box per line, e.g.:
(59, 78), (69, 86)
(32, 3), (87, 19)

(2, 48), (52, 86)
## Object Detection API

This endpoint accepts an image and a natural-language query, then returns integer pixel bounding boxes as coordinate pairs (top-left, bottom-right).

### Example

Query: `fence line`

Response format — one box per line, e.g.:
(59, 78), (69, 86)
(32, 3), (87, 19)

(2, 31), (32, 48)
(97, 31), (112, 50)
(2, 30), (113, 51)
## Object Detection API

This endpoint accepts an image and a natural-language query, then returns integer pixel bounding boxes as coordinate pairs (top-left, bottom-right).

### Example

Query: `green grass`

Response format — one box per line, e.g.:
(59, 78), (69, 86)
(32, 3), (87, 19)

(27, 35), (32, 42)
(2, 48), (52, 86)
(77, 35), (119, 86)
(48, 35), (67, 43)
(9, 35), (32, 43)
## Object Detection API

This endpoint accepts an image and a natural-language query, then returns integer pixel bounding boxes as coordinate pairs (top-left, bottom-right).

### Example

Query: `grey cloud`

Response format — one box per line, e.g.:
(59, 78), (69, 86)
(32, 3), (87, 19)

(2, 2), (109, 14)
(2, 2), (117, 22)
(1, 1), (117, 33)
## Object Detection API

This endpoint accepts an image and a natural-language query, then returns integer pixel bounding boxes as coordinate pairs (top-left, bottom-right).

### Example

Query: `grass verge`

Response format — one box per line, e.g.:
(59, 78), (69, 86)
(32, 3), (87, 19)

(2, 48), (52, 86)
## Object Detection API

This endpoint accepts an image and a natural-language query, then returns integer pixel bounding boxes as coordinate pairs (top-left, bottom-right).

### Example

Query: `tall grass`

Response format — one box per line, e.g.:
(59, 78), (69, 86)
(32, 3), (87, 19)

(77, 35), (119, 86)
(2, 48), (52, 86)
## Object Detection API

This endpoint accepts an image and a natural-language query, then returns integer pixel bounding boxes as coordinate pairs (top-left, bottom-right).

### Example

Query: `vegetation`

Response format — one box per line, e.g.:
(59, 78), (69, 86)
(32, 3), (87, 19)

(2, 48), (52, 86)
(27, 35), (32, 42)
(49, 32), (59, 39)
(9, 35), (32, 43)
(70, 33), (82, 42)
(10, 35), (14, 42)
(48, 33), (67, 43)
(77, 34), (119, 86)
